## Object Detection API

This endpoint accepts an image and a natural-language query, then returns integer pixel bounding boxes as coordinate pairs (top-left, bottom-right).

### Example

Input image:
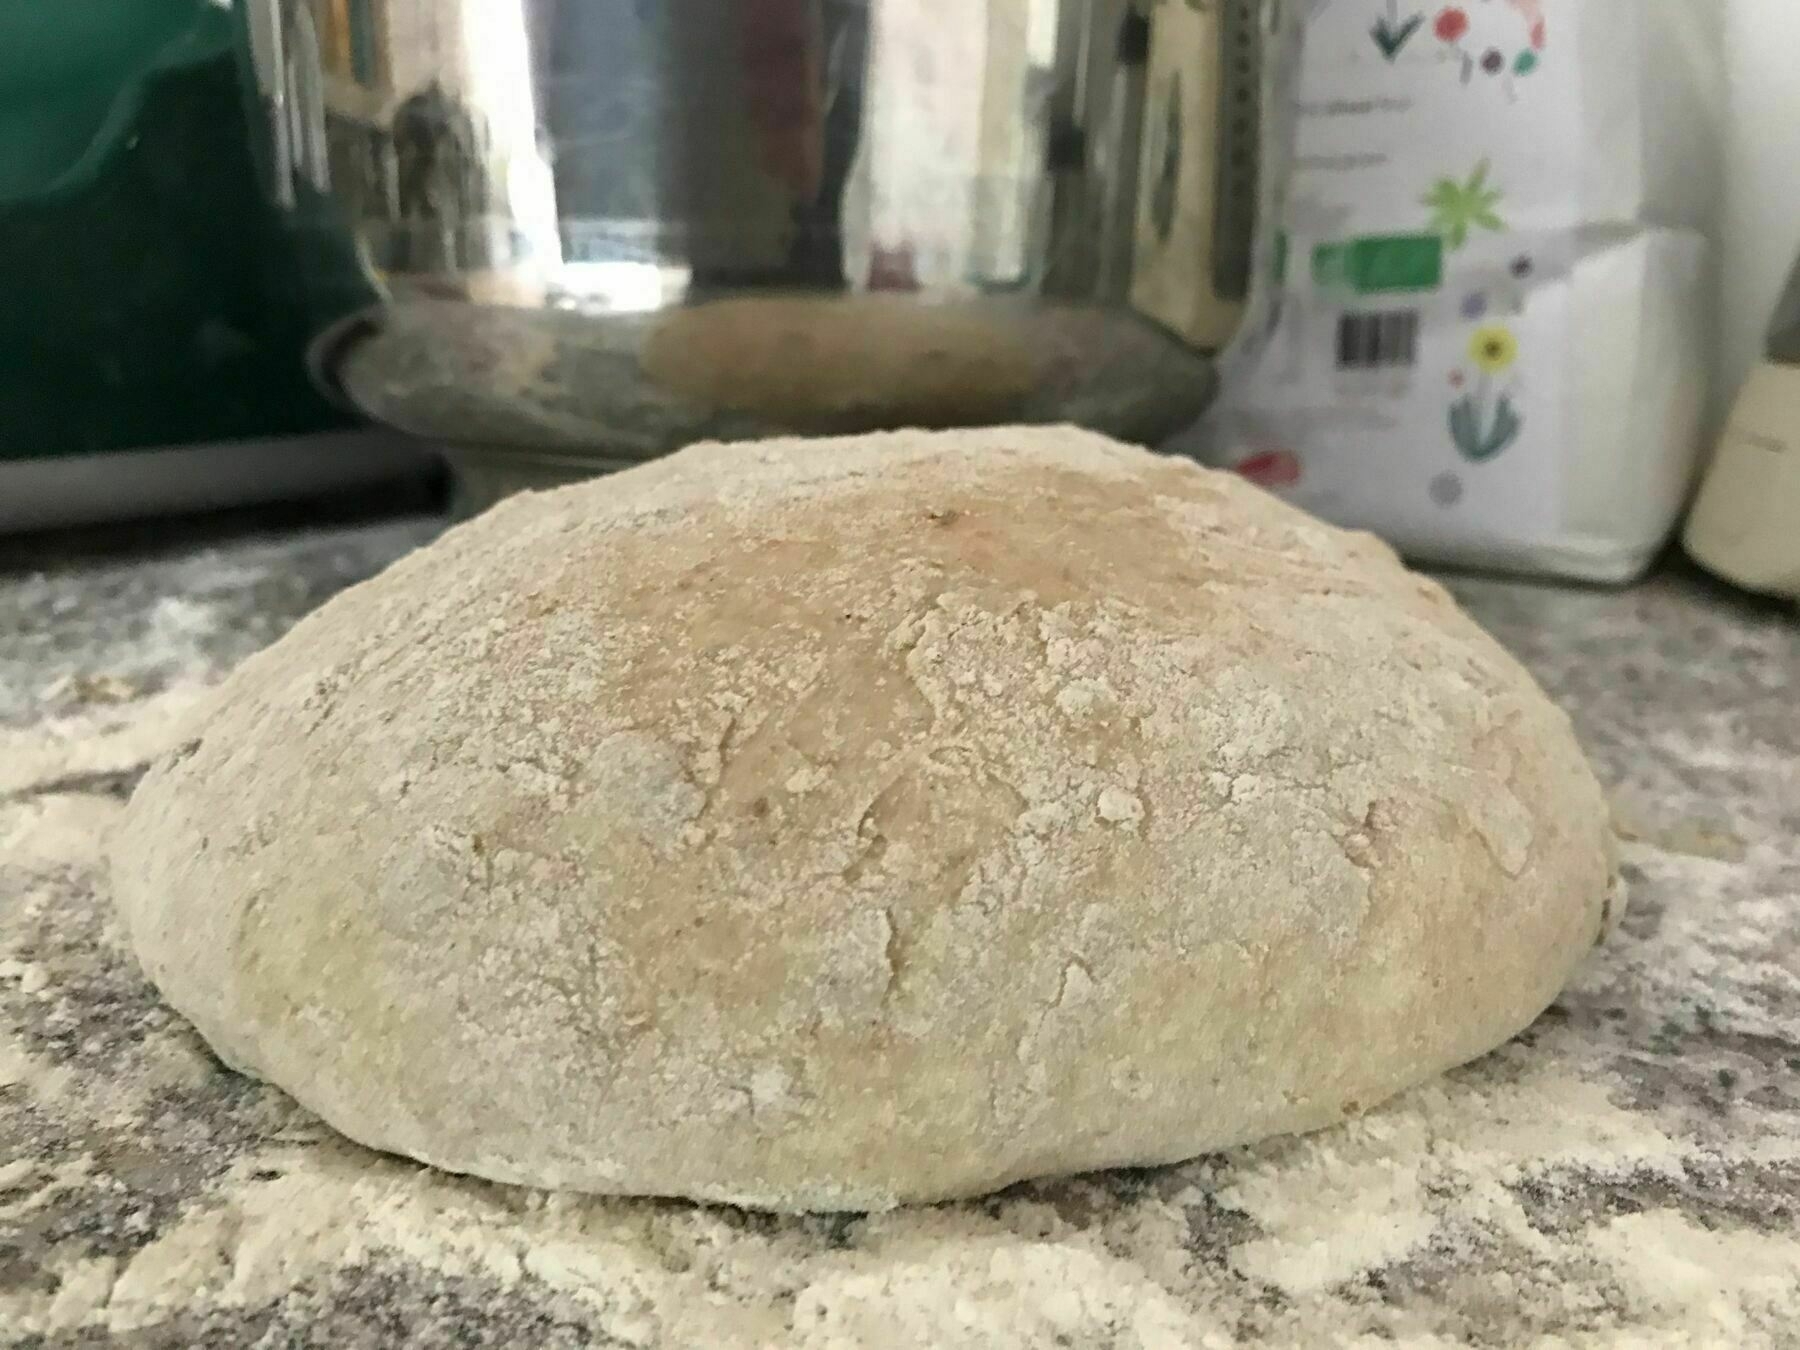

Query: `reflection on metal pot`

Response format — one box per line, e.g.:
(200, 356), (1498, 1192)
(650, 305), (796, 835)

(244, 0), (1287, 505)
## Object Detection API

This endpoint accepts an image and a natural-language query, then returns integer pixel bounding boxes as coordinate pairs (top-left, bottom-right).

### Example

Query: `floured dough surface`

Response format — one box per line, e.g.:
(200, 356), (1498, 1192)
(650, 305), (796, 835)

(110, 427), (1617, 1211)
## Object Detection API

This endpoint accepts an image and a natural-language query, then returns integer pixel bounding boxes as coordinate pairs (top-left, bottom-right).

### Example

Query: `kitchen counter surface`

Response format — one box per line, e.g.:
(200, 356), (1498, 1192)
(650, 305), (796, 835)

(2, 509), (1796, 1348)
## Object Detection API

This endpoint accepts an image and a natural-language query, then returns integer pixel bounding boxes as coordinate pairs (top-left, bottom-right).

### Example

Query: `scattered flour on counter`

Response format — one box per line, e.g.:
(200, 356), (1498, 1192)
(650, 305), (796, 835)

(0, 515), (441, 726)
(1587, 1210), (1800, 1344)
(0, 684), (210, 799)
(0, 795), (127, 872)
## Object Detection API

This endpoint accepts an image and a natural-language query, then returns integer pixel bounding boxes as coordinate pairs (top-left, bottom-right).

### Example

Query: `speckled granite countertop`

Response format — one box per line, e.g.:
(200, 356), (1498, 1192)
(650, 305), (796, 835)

(1, 509), (1796, 1348)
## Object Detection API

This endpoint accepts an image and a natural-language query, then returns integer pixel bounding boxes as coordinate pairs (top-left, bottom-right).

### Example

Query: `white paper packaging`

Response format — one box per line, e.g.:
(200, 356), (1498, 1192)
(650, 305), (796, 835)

(1182, 0), (1725, 581)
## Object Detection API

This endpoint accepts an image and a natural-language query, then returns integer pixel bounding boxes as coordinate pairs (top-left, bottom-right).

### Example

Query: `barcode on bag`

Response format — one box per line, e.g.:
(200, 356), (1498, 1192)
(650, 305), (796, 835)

(1335, 310), (1420, 369)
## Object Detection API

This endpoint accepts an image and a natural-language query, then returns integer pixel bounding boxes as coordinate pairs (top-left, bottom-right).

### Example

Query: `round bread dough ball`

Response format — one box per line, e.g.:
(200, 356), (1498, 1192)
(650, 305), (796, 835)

(111, 428), (1619, 1212)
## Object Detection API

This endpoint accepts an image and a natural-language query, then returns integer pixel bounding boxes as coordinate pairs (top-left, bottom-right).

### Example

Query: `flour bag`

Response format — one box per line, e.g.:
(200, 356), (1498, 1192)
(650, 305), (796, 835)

(1182, 0), (1724, 581)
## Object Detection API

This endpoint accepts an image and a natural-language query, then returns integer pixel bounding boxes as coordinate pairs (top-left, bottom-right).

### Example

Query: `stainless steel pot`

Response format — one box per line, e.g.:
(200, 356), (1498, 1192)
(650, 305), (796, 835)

(246, 0), (1288, 506)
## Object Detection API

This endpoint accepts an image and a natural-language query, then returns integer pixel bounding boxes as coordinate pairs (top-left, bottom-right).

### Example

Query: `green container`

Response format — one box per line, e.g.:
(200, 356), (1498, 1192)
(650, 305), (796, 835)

(0, 0), (376, 461)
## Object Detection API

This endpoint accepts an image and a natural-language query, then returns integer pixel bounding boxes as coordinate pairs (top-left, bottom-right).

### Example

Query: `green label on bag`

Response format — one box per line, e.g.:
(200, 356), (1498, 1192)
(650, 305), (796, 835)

(1313, 235), (1444, 295)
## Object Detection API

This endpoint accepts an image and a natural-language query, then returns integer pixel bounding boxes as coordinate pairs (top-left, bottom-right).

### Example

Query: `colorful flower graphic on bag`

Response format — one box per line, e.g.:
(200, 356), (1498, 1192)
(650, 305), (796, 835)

(1371, 1), (1425, 60)
(1471, 325), (1518, 373)
(1449, 325), (1523, 461)
(1432, 0), (1546, 92)
(1423, 160), (1505, 249)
